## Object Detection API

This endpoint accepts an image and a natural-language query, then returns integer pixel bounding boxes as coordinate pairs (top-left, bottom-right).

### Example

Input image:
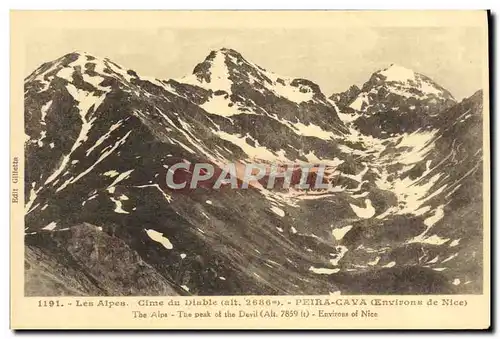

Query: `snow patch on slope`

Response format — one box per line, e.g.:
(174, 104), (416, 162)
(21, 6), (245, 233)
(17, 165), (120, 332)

(145, 229), (174, 249)
(350, 199), (375, 219)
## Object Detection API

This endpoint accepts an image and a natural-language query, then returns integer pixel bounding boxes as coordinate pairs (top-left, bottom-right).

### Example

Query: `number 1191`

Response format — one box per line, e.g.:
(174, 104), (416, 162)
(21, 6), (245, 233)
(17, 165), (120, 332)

(37, 300), (62, 307)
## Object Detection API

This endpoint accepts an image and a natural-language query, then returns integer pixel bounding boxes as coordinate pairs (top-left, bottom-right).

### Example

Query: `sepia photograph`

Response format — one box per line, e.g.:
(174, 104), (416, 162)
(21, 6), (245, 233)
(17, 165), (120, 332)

(10, 10), (490, 330)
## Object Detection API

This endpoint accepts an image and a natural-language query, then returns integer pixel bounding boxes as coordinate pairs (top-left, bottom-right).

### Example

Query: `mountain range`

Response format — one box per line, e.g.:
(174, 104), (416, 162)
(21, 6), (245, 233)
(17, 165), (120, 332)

(24, 48), (484, 296)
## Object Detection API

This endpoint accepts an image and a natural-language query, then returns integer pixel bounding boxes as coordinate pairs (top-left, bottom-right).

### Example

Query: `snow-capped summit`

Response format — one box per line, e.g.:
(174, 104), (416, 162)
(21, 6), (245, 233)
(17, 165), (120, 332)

(169, 47), (347, 136)
(371, 63), (455, 101)
(331, 63), (457, 137)
(187, 49), (234, 91)
(177, 47), (328, 107)
(378, 63), (416, 82)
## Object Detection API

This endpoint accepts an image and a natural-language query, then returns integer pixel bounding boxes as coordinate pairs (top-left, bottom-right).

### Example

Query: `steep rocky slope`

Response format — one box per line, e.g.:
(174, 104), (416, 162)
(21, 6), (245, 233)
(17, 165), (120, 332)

(24, 50), (484, 296)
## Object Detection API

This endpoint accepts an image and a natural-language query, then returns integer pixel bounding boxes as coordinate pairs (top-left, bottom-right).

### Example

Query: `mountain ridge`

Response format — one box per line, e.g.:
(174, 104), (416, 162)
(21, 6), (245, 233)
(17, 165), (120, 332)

(23, 48), (484, 296)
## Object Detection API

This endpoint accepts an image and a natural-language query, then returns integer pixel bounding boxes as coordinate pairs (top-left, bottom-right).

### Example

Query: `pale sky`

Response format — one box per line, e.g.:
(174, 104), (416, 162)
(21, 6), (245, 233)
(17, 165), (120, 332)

(24, 26), (485, 100)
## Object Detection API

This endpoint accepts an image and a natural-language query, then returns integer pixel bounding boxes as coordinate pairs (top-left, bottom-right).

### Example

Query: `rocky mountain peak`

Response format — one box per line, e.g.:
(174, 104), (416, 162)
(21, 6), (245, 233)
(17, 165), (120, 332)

(330, 85), (361, 109)
(189, 47), (276, 90)
(25, 50), (130, 91)
(171, 47), (346, 136)
(360, 63), (456, 103)
(332, 63), (457, 137)
(186, 48), (330, 104)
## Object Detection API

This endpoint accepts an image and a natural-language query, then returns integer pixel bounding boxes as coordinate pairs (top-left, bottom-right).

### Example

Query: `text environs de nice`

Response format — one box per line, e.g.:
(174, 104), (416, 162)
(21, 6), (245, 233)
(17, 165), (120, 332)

(164, 161), (335, 190)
